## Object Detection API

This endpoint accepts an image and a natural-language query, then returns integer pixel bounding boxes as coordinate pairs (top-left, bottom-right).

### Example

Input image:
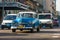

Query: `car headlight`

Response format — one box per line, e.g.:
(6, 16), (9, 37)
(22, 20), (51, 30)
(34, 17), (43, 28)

(1, 23), (5, 25)
(11, 26), (17, 29)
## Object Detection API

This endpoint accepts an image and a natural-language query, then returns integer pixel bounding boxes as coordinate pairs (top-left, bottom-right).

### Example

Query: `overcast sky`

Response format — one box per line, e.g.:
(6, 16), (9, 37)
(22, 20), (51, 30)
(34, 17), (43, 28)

(56, 0), (60, 11)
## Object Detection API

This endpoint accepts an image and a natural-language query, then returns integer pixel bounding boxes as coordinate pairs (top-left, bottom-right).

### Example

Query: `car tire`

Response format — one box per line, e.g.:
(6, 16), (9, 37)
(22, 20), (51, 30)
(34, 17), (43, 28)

(8, 27), (11, 29)
(12, 29), (16, 32)
(1, 27), (4, 29)
(1, 26), (4, 30)
(20, 29), (23, 31)
(30, 29), (33, 32)
(50, 25), (53, 28)
(37, 28), (40, 32)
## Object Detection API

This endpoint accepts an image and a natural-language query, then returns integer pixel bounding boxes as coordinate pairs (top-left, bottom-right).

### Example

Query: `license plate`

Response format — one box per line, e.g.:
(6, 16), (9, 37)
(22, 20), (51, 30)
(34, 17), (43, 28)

(18, 25), (24, 28)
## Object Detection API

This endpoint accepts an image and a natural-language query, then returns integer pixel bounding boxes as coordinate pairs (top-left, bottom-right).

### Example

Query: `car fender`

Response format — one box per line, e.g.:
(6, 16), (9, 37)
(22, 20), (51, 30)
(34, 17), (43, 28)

(33, 19), (40, 28)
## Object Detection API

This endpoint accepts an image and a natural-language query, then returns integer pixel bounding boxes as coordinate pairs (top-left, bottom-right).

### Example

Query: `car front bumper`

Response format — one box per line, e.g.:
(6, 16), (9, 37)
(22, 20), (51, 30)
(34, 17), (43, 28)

(1, 25), (11, 28)
(11, 26), (33, 30)
(40, 23), (52, 27)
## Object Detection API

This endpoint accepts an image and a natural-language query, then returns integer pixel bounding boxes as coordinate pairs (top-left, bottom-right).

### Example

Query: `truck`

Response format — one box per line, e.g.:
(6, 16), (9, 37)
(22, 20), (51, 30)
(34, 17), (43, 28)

(37, 13), (53, 28)
(11, 11), (40, 32)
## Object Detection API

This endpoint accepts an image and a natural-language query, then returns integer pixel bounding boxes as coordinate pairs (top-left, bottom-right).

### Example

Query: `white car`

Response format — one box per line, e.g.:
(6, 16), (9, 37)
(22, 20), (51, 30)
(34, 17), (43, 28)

(37, 13), (53, 28)
(1, 14), (17, 29)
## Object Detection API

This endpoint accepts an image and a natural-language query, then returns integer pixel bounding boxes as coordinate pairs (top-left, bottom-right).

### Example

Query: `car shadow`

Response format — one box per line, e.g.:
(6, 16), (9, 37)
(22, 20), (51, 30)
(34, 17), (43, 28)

(0, 33), (28, 36)
(16, 30), (60, 33)
(0, 38), (60, 40)
(39, 31), (60, 33)
(0, 31), (60, 36)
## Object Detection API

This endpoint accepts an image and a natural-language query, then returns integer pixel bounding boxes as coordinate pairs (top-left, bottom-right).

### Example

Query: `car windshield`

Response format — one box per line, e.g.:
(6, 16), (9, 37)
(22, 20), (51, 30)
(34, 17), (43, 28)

(18, 13), (33, 18)
(4, 15), (16, 20)
(39, 15), (51, 19)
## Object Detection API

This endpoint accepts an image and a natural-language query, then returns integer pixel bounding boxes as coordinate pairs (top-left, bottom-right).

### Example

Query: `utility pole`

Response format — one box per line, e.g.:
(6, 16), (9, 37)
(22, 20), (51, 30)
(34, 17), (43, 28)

(2, 0), (4, 20)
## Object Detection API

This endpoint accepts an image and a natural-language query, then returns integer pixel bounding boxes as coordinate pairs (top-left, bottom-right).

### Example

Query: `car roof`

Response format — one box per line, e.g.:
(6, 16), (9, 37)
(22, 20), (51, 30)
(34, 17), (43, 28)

(18, 11), (36, 14)
(38, 13), (52, 15)
(7, 14), (17, 16)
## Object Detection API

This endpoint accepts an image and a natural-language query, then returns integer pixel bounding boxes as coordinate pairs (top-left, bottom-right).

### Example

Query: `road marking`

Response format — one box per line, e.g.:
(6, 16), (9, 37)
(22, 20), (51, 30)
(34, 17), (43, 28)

(52, 33), (60, 35)
(52, 36), (59, 38)
(40, 29), (60, 31)
(52, 33), (60, 38)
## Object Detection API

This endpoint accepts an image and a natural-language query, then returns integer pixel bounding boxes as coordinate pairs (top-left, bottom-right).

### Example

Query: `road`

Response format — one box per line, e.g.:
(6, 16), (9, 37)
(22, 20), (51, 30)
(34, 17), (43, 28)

(0, 29), (60, 40)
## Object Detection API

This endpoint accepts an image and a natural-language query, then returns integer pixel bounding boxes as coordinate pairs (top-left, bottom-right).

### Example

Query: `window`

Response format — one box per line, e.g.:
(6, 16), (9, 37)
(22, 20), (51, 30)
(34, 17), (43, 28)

(2, 0), (12, 2)
(39, 15), (51, 19)
(18, 13), (34, 18)
(4, 15), (16, 20)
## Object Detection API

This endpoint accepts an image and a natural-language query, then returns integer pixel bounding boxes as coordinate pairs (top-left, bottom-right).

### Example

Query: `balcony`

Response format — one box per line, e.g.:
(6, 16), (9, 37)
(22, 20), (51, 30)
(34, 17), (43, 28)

(0, 2), (30, 10)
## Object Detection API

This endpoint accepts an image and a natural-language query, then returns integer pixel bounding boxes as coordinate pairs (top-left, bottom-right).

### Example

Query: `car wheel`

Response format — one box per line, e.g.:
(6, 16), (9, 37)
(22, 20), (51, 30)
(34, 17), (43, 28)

(1, 26), (4, 29)
(30, 29), (33, 32)
(1, 27), (4, 29)
(37, 28), (40, 32)
(8, 27), (11, 29)
(20, 29), (23, 31)
(12, 29), (16, 32)
(50, 25), (53, 28)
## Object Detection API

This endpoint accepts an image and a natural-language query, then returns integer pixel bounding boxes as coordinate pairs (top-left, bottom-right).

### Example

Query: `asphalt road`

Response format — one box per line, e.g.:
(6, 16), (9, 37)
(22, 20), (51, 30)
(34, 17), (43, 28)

(0, 29), (60, 40)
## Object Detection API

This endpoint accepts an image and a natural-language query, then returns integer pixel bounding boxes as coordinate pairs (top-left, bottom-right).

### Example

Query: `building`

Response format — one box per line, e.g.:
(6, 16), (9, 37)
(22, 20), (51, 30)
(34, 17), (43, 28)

(0, 0), (43, 14)
(46, 0), (56, 13)
(0, 0), (31, 23)
(34, 0), (56, 13)
(0, 0), (56, 14)
(0, 0), (42, 22)
(0, 0), (56, 13)
(0, 0), (42, 13)
(30, 0), (43, 12)
(0, 0), (30, 13)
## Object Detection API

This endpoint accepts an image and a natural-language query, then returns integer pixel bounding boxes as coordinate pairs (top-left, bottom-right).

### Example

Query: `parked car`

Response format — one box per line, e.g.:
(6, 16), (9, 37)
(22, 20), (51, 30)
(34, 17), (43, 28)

(11, 11), (40, 32)
(1, 14), (17, 29)
(53, 18), (59, 27)
(37, 13), (53, 28)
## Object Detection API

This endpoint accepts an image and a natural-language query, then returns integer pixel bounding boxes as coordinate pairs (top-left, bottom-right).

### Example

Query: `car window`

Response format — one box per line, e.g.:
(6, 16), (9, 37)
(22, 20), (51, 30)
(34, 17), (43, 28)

(23, 13), (33, 18)
(39, 15), (51, 19)
(18, 13), (34, 18)
(4, 15), (16, 20)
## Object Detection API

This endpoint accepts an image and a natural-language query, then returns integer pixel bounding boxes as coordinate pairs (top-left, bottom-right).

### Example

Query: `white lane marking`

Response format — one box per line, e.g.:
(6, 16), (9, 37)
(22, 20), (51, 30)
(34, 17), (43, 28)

(52, 36), (59, 38)
(40, 29), (60, 31)
(52, 33), (60, 35)
(52, 33), (60, 38)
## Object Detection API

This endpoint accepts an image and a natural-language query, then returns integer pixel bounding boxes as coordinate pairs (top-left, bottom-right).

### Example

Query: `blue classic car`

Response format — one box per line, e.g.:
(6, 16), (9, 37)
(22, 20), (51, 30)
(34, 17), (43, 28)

(11, 11), (40, 32)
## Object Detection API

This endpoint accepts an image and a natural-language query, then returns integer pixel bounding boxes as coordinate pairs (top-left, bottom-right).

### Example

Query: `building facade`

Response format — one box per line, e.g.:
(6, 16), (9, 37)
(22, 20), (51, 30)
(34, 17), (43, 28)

(35, 0), (56, 13)
(0, 0), (56, 14)
(0, 0), (34, 14)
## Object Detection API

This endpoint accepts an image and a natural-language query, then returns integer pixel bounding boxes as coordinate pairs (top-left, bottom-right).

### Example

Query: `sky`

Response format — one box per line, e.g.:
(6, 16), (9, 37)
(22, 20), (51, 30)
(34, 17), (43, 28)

(56, 0), (60, 11)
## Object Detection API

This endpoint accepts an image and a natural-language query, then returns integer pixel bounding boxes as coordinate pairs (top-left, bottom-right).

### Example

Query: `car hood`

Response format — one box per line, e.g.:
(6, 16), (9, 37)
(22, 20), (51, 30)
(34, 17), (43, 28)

(2, 20), (13, 23)
(22, 18), (35, 23)
(13, 17), (35, 23)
